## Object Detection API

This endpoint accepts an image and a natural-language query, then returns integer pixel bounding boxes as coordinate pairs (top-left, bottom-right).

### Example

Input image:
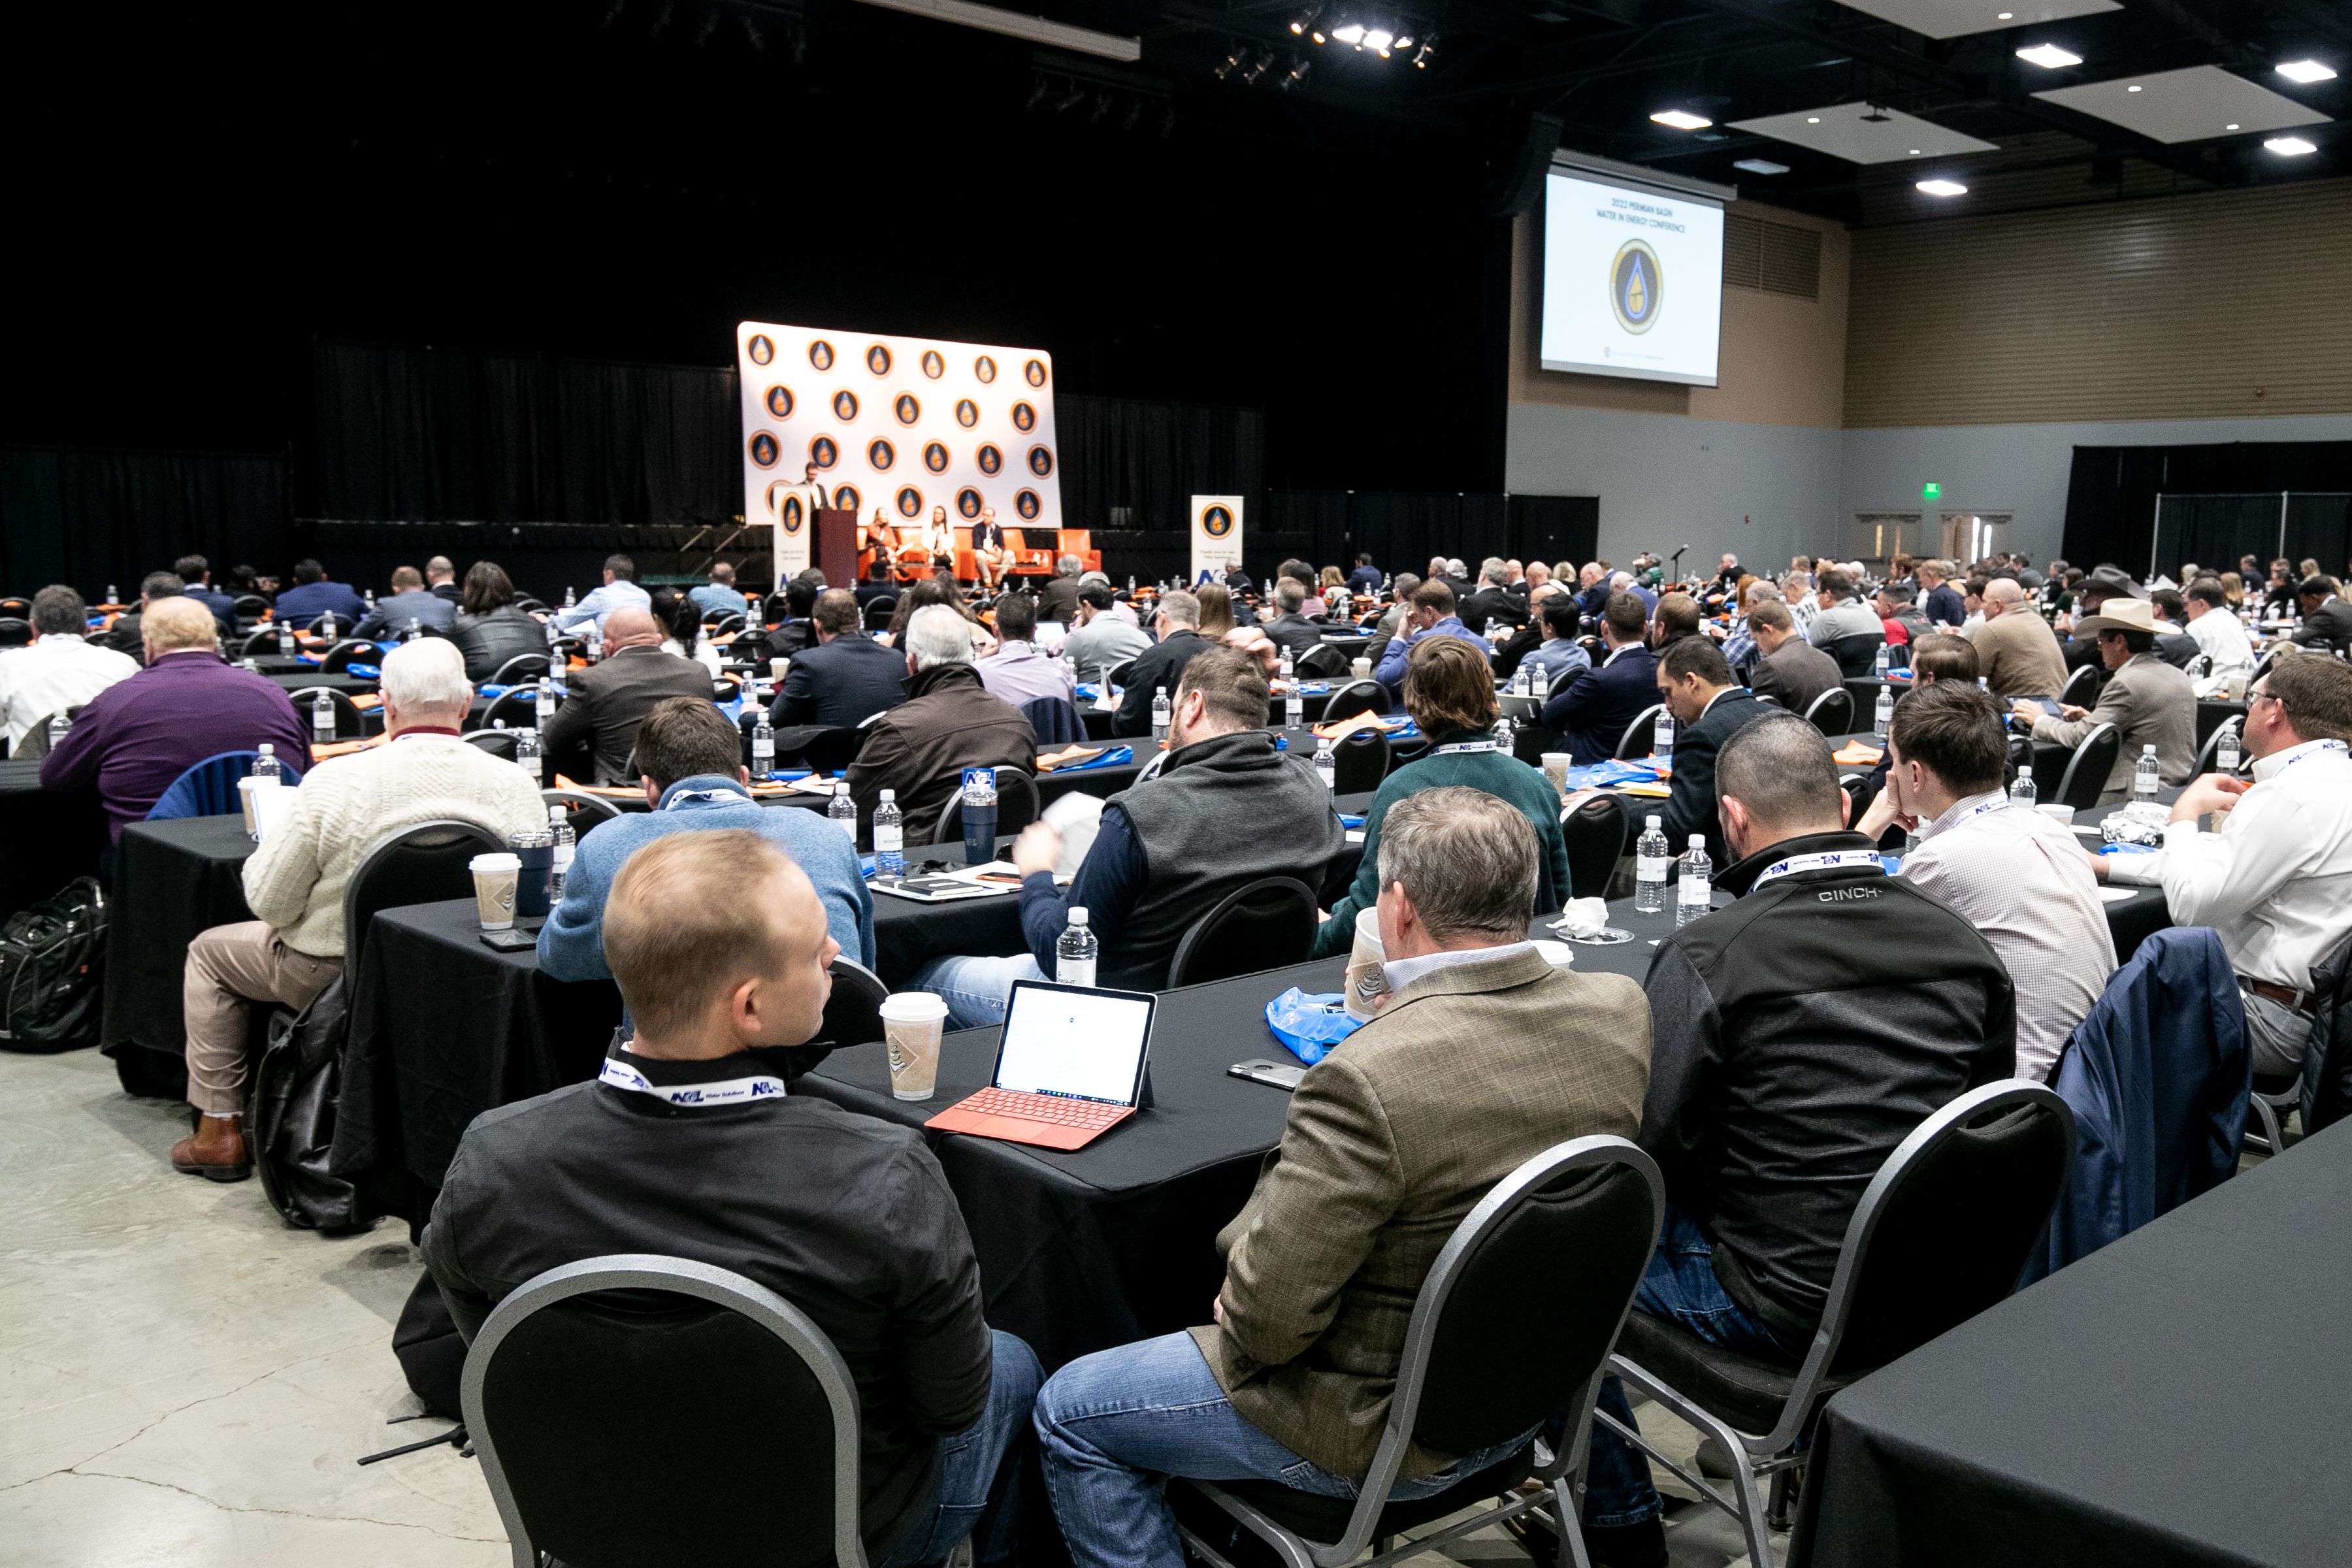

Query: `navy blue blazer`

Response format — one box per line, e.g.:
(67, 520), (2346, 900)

(1541, 644), (1658, 766)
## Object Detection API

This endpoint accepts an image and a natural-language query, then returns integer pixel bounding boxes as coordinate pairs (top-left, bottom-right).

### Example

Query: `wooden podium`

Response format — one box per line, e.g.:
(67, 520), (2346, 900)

(815, 508), (860, 589)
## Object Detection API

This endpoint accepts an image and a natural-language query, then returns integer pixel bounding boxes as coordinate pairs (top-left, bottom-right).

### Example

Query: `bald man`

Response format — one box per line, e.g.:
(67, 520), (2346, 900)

(540, 605), (717, 783)
(1970, 578), (2069, 702)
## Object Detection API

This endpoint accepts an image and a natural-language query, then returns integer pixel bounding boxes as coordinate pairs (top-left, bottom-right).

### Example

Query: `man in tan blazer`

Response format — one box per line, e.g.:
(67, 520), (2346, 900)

(1034, 788), (1651, 1568)
(2011, 598), (2195, 801)
(1970, 578), (2069, 701)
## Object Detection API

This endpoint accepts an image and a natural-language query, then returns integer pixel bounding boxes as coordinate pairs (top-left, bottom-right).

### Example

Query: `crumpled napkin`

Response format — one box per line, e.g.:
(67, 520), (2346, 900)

(1551, 897), (1610, 938)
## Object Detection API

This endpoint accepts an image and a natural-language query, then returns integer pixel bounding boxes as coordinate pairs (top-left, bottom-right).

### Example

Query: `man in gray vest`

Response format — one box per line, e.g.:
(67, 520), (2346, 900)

(913, 646), (1345, 1026)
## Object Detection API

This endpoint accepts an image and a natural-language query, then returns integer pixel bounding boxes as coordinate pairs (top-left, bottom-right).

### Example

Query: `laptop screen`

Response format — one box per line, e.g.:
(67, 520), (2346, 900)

(995, 980), (1156, 1107)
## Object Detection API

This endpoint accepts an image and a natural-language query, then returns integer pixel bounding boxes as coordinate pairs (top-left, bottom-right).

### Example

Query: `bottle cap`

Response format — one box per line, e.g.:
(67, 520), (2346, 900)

(835, 780), (850, 793)
(1689, 834), (1705, 848)
(1646, 815), (1661, 828)
(257, 743), (273, 755)
(2017, 766), (2031, 778)
(879, 788), (895, 800)
(2142, 743), (2156, 753)
(1070, 907), (1089, 926)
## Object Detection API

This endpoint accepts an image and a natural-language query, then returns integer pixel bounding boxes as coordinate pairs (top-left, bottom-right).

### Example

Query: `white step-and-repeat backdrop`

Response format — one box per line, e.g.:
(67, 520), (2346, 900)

(737, 321), (1064, 576)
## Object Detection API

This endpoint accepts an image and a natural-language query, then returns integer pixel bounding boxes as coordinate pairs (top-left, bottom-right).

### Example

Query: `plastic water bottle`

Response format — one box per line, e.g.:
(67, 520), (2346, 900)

(2009, 765), (2037, 809)
(749, 706), (775, 777)
(106, 582), (118, 604)
(46, 711), (71, 750)
(1494, 712), (1516, 756)
(1281, 649), (1302, 728)
(1126, 575), (1136, 593)
(1511, 662), (1531, 697)
(1056, 907), (1100, 987)
(1314, 738), (1337, 790)
(564, 586), (577, 608)
(2216, 721), (2241, 774)
(585, 625), (603, 663)
(406, 617), (422, 643)
(251, 743), (281, 783)
(311, 688), (336, 743)
(2133, 743), (2161, 802)
(547, 805), (575, 902)
(1676, 836), (1713, 930)
(1654, 708), (1676, 770)
(365, 587), (377, 610)
(828, 780), (857, 838)
(515, 727), (542, 783)
(1874, 684), (1895, 739)
(276, 619), (295, 655)
(1533, 661), (1553, 700)
(1635, 815), (1669, 914)
(318, 610), (336, 642)
(535, 678), (556, 724)
(873, 789), (905, 876)
(1151, 685), (1171, 745)
(960, 767), (998, 866)
(1873, 642), (1890, 677)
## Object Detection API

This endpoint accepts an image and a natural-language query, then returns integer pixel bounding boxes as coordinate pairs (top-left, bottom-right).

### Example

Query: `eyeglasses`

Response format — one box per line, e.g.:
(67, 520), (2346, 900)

(2249, 687), (2283, 711)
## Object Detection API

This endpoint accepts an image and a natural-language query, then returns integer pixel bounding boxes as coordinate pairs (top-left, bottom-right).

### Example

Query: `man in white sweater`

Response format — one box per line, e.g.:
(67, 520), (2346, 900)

(172, 638), (546, 1180)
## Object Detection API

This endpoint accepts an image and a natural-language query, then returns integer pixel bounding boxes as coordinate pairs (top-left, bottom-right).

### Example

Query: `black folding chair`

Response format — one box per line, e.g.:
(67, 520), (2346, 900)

(1561, 792), (1629, 901)
(232, 594), (272, 620)
(1803, 687), (1855, 737)
(1322, 679), (1389, 722)
(321, 640), (390, 674)
(2059, 662), (2104, 708)
(1331, 728), (1391, 794)
(542, 787), (624, 840)
(1816, 632), (1887, 679)
(1168, 877), (1318, 988)
(1296, 644), (1352, 679)
(0, 617), (32, 649)
(464, 1254), (870, 1568)
(239, 627), (283, 656)
(1613, 704), (1663, 761)
(284, 685), (368, 740)
(2192, 716), (2244, 777)
(343, 819), (508, 975)
(862, 595), (898, 632)
(487, 653), (551, 688)
(933, 767), (1041, 845)
(475, 689), (541, 733)
(2053, 721), (2120, 811)
(463, 728), (520, 762)
(816, 956), (889, 1050)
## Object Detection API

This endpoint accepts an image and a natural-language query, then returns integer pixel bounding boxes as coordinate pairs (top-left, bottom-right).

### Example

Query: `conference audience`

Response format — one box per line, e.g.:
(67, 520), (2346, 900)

(847, 604), (1037, 847)
(41, 596), (308, 839)
(1804, 567), (1881, 648)
(540, 606), (715, 784)
(2181, 578), (2255, 690)
(2293, 574), (2352, 655)
(1311, 638), (1567, 956)
(1038, 554), (1085, 627)
(548, 552), (652, 637)
(760, 570), (826, 661)
(1371, 579), (1485, 697)
(1459, 557), (1527, 634)
(1064, 583), (1151, 689)
(0, 586), (137, 749)
(424, 556), (462, 605)
(975, 592), (1077, 709)
(1970, 578), (2069, 700)
(2012, 598), (2195, 801)
(1375, 573), (1420, 636)
(99, 571), (183, 662)
(1744, 600), (1840, 715)
(917, 647), (1341, 1025)
(1518, 595), (1592, 685)
(1718, 580), (1779, 680)
(689, 560), (749, 617)
(446, 561), (545, 682)
(2097, 657), (2352, 1078)
(272, 559), (368, 629)
(173, 555), (238, 632)
(1648, 591), (1703, 650)
(1541, 591), (1658, 764)
(540, 697), (872, 985)
(426, 829), (1038, 1568)
(1347, 553), (1382, 595)
(172, 639), (544, 1178)
(1860, 683), (2115, 1082)
(1651, 637), (1771, 868)
(1111, 589), (1213, 739)
(1034, 790), (1650, 1568)
(1580, 715), (2014, 1553)
(776, 588), (907, 728)
(353, 565), (458, 640)
(1918, 559), (1966, 629)
(1254, 578), (1326, 661)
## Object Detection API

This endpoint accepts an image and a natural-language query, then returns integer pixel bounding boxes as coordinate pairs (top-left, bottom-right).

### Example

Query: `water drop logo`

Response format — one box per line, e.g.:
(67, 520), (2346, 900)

(955, 398), (979, 429)
(1024, 358), (1047, 387)
(895, 393), (921, 425)
(924, 441), (950, 474)
(866, 344), (892, 376)
(764, 385), (794, 419)
(834, 483), (861, 514)
(956, 487), (983, 519)
(748, 432), (779, 468)
(1015, 489), (1042, 521)
(1011, 401), (1036, 433)
(1609, 240), (1663, 336)
(1201, 504), (1234, 538)
(832, 389), (859, 422)
(974, 355), (998, 384)
(747, 335), (774, 366)
(868, 437), (896, 471)
(809, 435), (838, 470)
(809, 339), (835, 371)
(921, 350), (945, 380)
(896, 486), (924, 518)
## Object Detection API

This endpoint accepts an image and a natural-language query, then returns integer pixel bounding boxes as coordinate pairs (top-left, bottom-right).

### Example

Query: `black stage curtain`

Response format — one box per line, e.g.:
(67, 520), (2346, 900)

(2061, 441), (2352, 577)
(311, 340), (739, 527)
(1057, 393), (1265, 540)
(0, 445), (289, 598)
(1258, 491), (1593, 581)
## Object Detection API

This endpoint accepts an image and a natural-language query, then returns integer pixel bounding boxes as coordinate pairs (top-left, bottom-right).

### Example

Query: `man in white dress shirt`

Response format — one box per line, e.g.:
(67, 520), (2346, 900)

(2094, 657), (2352, 1077)
(2181, 578), (2256, 694)
(0, 586), (139, 749)
(1860, 683), (2115, 1082)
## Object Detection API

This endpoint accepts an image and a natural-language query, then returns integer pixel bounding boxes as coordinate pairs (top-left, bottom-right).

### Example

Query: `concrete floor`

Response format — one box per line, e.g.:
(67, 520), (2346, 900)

(1, 1048), (1770, 1567)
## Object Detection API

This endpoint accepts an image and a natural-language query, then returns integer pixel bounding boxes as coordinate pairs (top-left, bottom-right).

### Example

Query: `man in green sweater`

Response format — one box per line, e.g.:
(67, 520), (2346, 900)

(1312, 636), (1569, 956)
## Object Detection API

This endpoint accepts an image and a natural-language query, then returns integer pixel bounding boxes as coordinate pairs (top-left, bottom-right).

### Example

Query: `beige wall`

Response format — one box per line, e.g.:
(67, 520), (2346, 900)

(1507, 199), (1852, 429)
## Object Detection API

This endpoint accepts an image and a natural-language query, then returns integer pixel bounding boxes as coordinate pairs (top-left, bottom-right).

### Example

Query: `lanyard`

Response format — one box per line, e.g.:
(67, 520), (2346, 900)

(1925, 793), (2010, 841)
(663, 788), (749, 811)
(599, 1055), (786, 1106)
(1751, 849), (1889, 890)
(2274, 740), (2349, 777)
(1431, 740), (1503, 755)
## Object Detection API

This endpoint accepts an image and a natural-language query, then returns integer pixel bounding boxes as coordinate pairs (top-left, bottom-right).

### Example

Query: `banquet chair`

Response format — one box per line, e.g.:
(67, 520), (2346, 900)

(514, 597), (548, 615)
(1605, 1081), (2072, 1568)
(0, 617), (31, 649)
(815, 956), (888, 1051)
(933, 768), (1039, 845)
(2051, 723), (2120, 813)
(1296, 644), (1352, 679)
(463, 1254), (870, 1568)
(862, 596), (898, 633)
(0, 596), (31, 618)
(1331, 728), (1390, 794)
(1021, 695), (1088, 746)
(1816, 632), (1887, 679)
(462, 729), (519, 762)
(1561, 793), (1628, 901)
(706, 612), (747, 637)
(285, 685), (368, 740)
(541, 787), (623, 841)
(1613, 704), (1663, 761)
(796, 725), (872, 777)
(485, 653), (550, 688)
(1134, 750), (1169, 785)
(1322, 679), (1389, 723)
(2059, 663), (2104, 708)
(1168, 877), (1318, 988)
(1176, 1137), (1664, 1568)
(240, 627), (283, 657)
(1803, 687), (1855, 738)
(147, 750), (305, 821)
(474, 689), (540, 732)
(232, 594), (271, 621)
(344, 819), (508, 977)
(2192, 717), (2244, 777)
(321, 640), (390, 674)
(12, 708), (74, 760)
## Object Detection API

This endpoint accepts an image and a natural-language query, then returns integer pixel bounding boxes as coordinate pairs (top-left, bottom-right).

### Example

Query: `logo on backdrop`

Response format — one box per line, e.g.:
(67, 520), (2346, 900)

(1027, 445), (1054, 478)
(1015, 489), (1041, 520)
(832, 389), (859, 421)
(748, 335), (775, 366)
(1011, 401), (1036, 433)
(896, 486), (924, 518)
(868, 437), (896, 471)
(894, 393), (921, 425)
(921, 350), (945, 380)
(1201, 504), (1235, 538)
(974, 355), (998, 384)
(957, 487), (983, 519)
(809, 435), (838, 469)
(749, 432), (779, 468)
(809, 339), (835, 370)
(764, 385), (794, 419)
(1609, 239), (1663, 335)
(924, 441), (950, 474)
(1024, 359), (1047, 387)
(773, 489), (804, 532)
(955, 399), (979, 429)
(976, 444), (1003, 476)
(834, 484), (861, 514)
(866, 344), (892, 376)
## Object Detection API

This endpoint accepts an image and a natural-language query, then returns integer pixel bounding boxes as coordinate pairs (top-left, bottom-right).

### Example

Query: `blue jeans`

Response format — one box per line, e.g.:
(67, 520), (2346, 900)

(1035, 1331), (1527, 1568)
(1580, 1207), (1797, 1528)
(915, 953), (1045, 1030)
(879, 1331), (1043, 1568)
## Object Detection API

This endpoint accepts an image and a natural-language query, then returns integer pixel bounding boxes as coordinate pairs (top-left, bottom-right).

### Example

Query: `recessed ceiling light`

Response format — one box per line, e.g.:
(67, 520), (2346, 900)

(1996, 10), (2014, 18)
(2225, 122), (2240, 131)
(2264, 136), (2318, 155)
(1733, 157), (1790, 174)
(1909, 148), (1921, 155)
(1917, 178), (1968, 197)
(2016, 43), (2083, 69)
(1806, 115), (1821, 123)
(2125, 84), (2143, 93)
(2276, 60), (2338, 85)
(1362, 27), (1392, 50)
(1650, 109), (1712, 130)
(1331, 22), (1364, 42)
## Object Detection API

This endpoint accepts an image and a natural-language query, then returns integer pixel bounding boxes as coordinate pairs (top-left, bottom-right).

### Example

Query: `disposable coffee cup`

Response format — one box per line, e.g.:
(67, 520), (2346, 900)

(771, 656), (789, 683)
(1343, 907), (1390, 1022)
(879, 992), (950, 1101)
(1541, 752), (1573, 798)
(469, 853), (521, 930)
(2038, 803), (2076, 827)
(1350, 657), (1373, 680)
(237, 775), (271, 836)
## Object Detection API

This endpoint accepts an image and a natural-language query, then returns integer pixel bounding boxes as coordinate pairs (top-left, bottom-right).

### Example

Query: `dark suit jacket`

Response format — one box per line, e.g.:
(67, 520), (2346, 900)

(1750, 638), (1843, 718)
(1659, 688), (1773, 868)
(185, 586), (238, 633)
(2295, 598), (2352, 656)
(1541, 644), (1658, 766)
(1038, 577), (1082, 627)
(1258, 612), (1325, 662)
(1458, 585), (1529, 633)
(778, 632), (908, 728)
(1112, 629), (1214, 738)
(540, 644), (715, 783)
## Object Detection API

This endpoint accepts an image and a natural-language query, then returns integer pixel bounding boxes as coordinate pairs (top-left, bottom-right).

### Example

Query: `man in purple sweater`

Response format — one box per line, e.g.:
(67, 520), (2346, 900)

(41, 597), (311, 839)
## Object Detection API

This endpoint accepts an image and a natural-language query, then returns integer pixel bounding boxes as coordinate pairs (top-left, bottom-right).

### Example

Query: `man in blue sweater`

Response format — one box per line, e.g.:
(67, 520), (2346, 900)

(272, 559), (368, 629)
(540, 698), (874, 984)
(1371, 578), (1487, 698)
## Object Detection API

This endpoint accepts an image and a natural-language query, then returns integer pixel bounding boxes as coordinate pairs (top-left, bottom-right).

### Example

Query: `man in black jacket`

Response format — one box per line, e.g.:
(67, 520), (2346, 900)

(1652, 637), (1771, 869)
(423, 829), (1039, 1568)
(1577, 715), (2014, 1554)
(1112, 589), (1214, 738)
(1456, 558), (1527, 636)
(539, 608), (716, 783)
(1255, 578), (1325, 662)
(777, 589), (907, 728)
(2293, 574), (2352, 656)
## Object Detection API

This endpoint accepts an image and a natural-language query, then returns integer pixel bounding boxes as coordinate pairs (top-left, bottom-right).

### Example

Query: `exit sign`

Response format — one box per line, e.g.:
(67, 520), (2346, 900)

(1922, 481), (1943, 501)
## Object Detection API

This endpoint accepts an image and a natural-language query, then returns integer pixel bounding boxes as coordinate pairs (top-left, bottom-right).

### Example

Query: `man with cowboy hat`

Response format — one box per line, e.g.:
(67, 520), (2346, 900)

(2012, 596), (2195, 802)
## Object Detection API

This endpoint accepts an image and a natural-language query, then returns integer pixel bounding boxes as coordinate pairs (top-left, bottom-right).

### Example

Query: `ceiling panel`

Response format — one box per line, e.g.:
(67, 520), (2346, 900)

(1825, 0), (2121, 42)
(1725, 100), (2001, 164)
(2032, 64), (2333, 144)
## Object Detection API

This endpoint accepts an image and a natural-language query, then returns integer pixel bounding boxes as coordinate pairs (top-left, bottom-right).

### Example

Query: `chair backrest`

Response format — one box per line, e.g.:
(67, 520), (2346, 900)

(146, 750), (304, 822)
(464, 728), (520, 762)
(1614, 703), (1663, 760)
(862, 595), (897, 631)
(1820, 632), (1887, 678)
(487, 652), (551, 688)
(708, 612), (747, 636)
(1561, 792), (1629, 900)
(0, 617), (31, 649)
(340, 818), (506, 975)
(321, 639), (389, 674)
(1021, 695), (1087, 746)
(1322, 678), (1389, 722)
(1296, 643), (1351, 679)
(240, 627), (283, 655)
(795, 725), (871, 776)
(2054, 721), (2120, 812)
(1134, 749), (1168, 784)
(232, 593), (271, 617)
(285, 685), (368, 740)
(2059, 662), (2104, 707)
(463, 1254), (868, 1568)
(1168, 876), (1319, 988)
(1804, 686), (1855, 736)
(815, 956), (889, 1047)
(542, 787), (625, 840)
(14, 708), (73, 760)
(1331, 728), (1391, 794)
(933, 766), (1041, 845)
(476, 689), (539, 732)
(2192, 715), (2242, 776)
(0, 597), (27, 618)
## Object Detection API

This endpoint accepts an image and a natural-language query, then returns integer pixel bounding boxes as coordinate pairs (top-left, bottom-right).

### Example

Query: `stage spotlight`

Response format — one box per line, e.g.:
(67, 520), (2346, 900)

(1057, 80), (1087, 110)
(1122, 96), (1143, 130)
(1916, 177), (1968, 197)
(1332, 22), (1365, 45)
(1025, 76), (1051, 110)
(1287, 6), (1320, 36)
(1412, 36), (1435, 67)
(1650, 108), (1712, 130)
(1215, 44), (1246, 79)
(1311, 27), (1326, 43)
(1243, 51), (1273, 84)
(2264, 136), (2318, 155)
(1282, 56), (1312, 90)
(1395, 34), (1413, 48)
(1364, 27), (1394, 50)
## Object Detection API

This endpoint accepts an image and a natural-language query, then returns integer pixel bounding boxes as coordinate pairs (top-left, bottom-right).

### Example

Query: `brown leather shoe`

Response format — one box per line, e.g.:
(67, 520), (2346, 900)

(171, 1113), (252, 1182)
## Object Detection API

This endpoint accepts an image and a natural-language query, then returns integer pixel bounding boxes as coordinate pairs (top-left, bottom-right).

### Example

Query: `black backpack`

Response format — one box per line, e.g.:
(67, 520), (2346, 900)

(0, 877), (108, 1053)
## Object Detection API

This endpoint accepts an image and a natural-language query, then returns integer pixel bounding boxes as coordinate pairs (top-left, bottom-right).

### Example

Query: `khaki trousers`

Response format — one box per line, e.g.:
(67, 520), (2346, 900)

(182, 921), (341, 1116)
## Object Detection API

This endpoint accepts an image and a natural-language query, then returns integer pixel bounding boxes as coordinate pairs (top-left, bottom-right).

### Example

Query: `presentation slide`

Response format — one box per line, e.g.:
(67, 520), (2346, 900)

(1539, 169), (1724, 387)
(996, 985), (1153, 1105)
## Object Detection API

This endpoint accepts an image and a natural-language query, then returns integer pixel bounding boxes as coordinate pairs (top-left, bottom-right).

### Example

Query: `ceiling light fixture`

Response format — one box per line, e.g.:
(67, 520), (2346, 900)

(1363, 27), (1393, 50)
(1650, 109), (1713, 130)
(1287, 6), (1318, 36)
(1917, 177), (1968, 197)
(853, 0), (1141, 63)
(1733, 157), (1789, 174)
(2276, 60), (2337, 85)
(1331, 22), (1364, 44)
(1909, 147), (1921, 154)
(1411, 40), (1433, 67)
(2126, 84), (2142, 92)
(1806, 115), (1821, 123)
(2225, 122), (2240, 130)
(1996, 10), (2013, 18)
(2016, 42), (2083, 69)
(1395, 34), (1414, 48)
(2264, 136), (2318, 155)
(1282, 56), (1311, 88)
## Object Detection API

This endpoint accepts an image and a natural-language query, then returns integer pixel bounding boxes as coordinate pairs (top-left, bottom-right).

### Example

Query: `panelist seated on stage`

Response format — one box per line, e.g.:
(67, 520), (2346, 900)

(540, 697), (872, 985)
(1539, 591), (1658, 767)
(915, 646), (1345, 1028)
(426, 829), (1040, 1568)
(539, 606), (715, 785)
(1032, 790), (1650, 1568)
(778, 589), (913, 730)
(689, 560), (750, 619)
(1065, 583), (1151, 689)
(970, 507), (1019, 593)
(169, 638), (547, 1181)
(845, 604), (1036, 850)
(352, 564), (457, 641)
(547, 552), (652, 639)
(898, 506), (958, 580)
(975, 592), (1076, 710)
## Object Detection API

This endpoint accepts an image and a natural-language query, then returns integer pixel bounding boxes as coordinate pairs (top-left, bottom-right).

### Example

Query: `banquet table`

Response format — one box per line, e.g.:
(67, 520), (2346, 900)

(100, 814), (258, 1096)
(1791, 1119), (2352, 1568)
(0, 759), (107, 919)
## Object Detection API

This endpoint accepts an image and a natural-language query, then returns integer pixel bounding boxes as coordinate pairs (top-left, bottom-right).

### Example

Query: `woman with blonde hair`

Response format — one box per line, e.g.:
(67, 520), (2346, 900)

(2219, 570), (2245, 608)
(1194, 581), (1240, 638)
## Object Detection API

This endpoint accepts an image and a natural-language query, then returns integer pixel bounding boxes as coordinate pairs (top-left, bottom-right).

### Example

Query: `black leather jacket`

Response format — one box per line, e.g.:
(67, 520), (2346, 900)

(448, 606), (545, 682)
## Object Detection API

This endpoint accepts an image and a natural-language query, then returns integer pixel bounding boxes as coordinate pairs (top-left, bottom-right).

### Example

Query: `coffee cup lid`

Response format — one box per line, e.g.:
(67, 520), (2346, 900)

(1354, 906), (1384, 945)
(879, 991), (950, 1021)
(470, 853), (521, 872)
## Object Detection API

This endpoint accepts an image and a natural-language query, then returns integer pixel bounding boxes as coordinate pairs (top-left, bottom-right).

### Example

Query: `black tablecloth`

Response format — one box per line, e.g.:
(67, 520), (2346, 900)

(0, 759), (106, 919)
(1793, 1119), (2352, 1568)
(261, 670), (380, 698)
(101, 815), (257, 1096)
(332, 899), (621, 1223)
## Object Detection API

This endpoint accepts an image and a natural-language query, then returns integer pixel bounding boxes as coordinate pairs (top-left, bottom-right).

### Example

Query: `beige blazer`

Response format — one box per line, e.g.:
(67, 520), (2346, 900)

(2036, 652), (2197, 800)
